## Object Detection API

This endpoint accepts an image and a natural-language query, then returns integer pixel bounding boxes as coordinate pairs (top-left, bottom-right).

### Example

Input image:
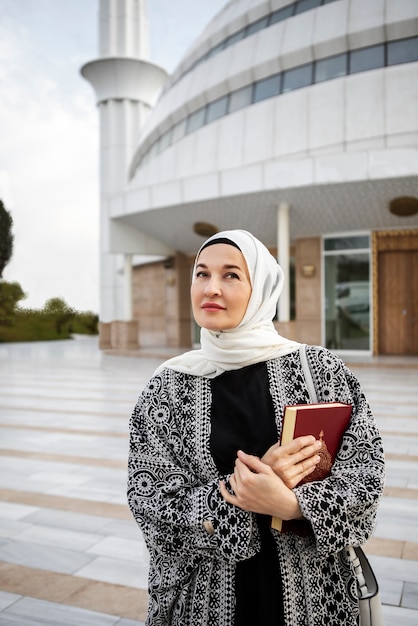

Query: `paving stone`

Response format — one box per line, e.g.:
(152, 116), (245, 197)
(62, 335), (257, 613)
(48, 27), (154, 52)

(0, 337), (417, 624)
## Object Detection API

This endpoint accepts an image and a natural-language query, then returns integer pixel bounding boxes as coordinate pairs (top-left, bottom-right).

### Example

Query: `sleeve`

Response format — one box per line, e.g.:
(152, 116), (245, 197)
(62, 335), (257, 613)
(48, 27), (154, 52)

(127, 371), (259, 563)
(293, 348), (385, 556)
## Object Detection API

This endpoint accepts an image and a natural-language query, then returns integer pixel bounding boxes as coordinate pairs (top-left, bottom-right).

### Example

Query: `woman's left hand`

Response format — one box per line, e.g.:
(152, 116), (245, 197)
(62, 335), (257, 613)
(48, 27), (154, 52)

(261, 436), (322, 488)
(219, 450), (303, 520)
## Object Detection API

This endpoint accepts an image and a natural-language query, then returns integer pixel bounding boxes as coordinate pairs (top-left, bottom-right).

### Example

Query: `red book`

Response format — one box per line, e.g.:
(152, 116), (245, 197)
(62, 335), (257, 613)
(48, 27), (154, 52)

(271, 401), (352, 533)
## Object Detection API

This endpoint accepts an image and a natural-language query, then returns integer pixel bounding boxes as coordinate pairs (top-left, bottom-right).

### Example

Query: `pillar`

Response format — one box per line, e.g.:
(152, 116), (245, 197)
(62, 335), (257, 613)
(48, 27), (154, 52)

(277, 203), (290, 322)
(123, 253), (133, 321)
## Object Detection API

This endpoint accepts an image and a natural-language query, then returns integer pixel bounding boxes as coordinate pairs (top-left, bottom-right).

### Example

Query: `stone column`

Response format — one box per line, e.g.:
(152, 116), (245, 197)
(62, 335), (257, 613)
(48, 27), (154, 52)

(123, 254), (133, 321)
(277, 202), (290, 322)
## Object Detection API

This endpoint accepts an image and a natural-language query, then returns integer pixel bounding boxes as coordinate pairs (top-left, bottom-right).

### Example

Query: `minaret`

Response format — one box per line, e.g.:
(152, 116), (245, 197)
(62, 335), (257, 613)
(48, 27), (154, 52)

(81, 0), (168, 342)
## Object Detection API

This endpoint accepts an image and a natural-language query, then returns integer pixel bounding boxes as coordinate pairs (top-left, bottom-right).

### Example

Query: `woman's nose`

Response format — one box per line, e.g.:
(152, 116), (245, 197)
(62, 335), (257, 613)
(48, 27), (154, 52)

(204, 277), (221, 296)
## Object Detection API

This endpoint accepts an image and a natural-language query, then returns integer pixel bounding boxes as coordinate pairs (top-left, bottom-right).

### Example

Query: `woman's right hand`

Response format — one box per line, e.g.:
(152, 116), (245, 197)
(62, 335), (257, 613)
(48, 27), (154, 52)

(261, 436), (322, 489)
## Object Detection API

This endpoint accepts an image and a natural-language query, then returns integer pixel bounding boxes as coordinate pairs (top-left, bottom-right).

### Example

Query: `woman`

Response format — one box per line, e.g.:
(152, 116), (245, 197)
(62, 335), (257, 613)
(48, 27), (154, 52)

(127, 229), (385, 626)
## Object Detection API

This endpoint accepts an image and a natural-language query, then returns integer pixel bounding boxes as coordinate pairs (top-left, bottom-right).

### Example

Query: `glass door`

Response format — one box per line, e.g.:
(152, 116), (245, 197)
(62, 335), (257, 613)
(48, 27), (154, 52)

(324, 235), (371, 351)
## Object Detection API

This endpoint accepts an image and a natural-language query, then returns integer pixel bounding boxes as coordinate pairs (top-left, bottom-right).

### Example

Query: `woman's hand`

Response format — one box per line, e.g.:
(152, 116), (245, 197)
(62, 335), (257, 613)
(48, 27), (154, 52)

(261, 436), (322, 488)
(219, 451), (303, 520)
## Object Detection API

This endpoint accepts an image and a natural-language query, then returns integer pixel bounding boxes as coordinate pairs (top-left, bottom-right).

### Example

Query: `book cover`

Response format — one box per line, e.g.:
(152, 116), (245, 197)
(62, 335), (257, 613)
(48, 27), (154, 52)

(271, 401), (352, 533)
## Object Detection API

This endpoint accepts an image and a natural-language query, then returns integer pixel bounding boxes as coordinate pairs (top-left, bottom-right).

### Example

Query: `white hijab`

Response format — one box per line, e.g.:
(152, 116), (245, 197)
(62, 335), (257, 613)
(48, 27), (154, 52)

(154, 229), (299, 378)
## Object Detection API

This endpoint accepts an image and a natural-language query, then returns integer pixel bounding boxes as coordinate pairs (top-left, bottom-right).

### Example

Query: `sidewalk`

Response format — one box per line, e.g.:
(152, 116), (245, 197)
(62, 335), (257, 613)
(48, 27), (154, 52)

(0, 336), (417, 625)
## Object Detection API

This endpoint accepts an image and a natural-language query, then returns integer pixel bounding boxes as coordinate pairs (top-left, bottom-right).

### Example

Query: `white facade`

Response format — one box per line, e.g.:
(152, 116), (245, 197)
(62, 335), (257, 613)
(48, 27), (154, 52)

(82, 0), (418, 353)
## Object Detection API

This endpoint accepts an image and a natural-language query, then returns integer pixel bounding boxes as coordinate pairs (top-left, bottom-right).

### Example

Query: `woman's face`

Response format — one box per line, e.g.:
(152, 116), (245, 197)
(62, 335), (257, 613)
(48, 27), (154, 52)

(191, 243), (252, 331)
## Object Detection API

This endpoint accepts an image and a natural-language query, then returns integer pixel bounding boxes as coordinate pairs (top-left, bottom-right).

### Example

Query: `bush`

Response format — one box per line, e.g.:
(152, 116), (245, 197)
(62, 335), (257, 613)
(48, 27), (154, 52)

(0, 308), (70, 342)
(0, 285), (99, 342)
(70, 311), (99, 335)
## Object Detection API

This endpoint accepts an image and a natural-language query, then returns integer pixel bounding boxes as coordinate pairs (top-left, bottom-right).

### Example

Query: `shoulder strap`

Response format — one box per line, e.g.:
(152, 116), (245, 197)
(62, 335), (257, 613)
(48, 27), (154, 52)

(346, 545), (379, 600)
(299, 344), (318, 403)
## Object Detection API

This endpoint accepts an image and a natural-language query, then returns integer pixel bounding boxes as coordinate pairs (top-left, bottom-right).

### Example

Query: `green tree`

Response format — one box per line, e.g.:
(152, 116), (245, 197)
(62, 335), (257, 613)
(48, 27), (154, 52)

(43, 297), (75, 334)
(0, 281), (26, 325)
(0, 199), (14, 278)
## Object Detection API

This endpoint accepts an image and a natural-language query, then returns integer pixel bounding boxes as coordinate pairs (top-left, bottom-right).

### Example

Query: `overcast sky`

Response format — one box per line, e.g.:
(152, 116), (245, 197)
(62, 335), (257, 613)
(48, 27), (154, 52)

(0, 0), (227, 312)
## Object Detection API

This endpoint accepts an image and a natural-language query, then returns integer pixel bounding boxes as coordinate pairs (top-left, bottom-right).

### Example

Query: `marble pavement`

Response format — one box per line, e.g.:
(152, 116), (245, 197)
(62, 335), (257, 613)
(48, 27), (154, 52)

(0, 336), (417, 625)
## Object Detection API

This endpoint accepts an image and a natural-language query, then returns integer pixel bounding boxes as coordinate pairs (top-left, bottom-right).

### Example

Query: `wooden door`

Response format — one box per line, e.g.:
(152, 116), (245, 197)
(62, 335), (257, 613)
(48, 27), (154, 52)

(378, 250), (418, 355)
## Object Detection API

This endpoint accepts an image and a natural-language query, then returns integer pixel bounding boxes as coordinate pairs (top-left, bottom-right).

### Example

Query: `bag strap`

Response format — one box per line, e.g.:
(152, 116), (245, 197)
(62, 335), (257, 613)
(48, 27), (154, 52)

(346, 545), (379, 599)
(347, 546), (367, 595)
(299, 344), (318, 403)
(300, 347), (381, 607)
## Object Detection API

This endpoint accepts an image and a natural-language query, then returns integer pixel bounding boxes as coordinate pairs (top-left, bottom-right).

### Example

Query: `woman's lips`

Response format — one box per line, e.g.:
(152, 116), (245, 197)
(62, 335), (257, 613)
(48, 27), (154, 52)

(202, 303), (225, 311)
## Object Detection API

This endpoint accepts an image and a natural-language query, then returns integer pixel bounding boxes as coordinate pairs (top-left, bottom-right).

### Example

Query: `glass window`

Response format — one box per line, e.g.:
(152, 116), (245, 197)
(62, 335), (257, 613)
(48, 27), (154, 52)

(206, 41), (225, 60)
(171, 118), (187, 143)
(325, 253), (370, 350)
(147, 142), (158, 160)
(350, 44), (385, 74)
(228, 85), (253, 113)
(154, 136), (163, 155)
(199, 51), (210, 64)
(295, 0), (321, 15)
(186, 107), (206, 134)
(269, 6), (294, 25)
(388, 36), (418, 66)
(158, 129), (172, 152)
(324, 235), (370, 251)
(282, 63), (313, 93)
(139, 151), (150, 167)
(254, 74), (280, 103)
(315, 53), (347, 82)
(246, 17), (269, 37)
(186, 59), (199, 74)
(206, 95), (229, 123)
(324, 235), (371, 351)
(225, 29), (246, 47)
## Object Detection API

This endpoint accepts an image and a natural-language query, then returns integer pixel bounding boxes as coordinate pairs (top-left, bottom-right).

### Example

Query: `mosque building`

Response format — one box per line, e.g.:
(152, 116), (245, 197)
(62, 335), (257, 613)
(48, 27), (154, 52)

(81, 0), (418, 356)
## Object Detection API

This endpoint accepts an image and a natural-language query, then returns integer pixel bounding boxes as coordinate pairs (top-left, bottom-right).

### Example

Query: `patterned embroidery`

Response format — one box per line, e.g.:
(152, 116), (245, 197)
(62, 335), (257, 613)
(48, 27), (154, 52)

(128, 346), (385, 625)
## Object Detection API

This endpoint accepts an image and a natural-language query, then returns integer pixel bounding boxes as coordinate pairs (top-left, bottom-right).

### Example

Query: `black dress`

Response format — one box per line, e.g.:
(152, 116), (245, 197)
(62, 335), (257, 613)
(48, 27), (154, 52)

(210, 361), (285, 626)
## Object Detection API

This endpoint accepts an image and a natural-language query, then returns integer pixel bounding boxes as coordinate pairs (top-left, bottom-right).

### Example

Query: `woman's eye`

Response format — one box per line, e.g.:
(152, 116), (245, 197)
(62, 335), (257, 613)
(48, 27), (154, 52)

(196, 271), (208, 278)
(226, 272), (239, 279)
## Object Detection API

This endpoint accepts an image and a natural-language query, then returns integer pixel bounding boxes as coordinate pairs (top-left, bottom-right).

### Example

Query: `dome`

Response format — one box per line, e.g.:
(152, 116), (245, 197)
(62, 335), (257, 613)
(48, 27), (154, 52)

(119, 0), (418, 254)
(87, 0), (418, 354)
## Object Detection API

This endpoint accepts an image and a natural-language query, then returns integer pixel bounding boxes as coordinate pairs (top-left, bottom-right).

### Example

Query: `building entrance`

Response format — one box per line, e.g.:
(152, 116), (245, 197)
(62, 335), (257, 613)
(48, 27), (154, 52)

(324, 235), (371, 352)
(375, 231), (418, 356)
(378, 249), (418, 355)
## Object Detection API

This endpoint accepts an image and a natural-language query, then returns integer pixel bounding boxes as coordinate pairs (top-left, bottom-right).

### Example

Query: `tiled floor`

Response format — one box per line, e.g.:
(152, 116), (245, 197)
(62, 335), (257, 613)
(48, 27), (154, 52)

(0, 336), (417, 625)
